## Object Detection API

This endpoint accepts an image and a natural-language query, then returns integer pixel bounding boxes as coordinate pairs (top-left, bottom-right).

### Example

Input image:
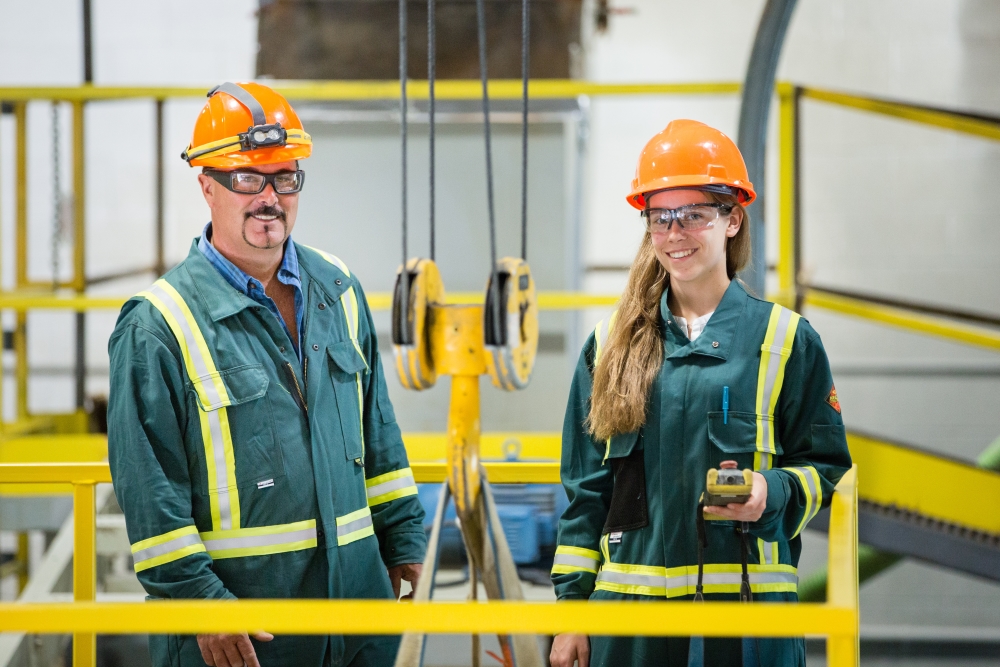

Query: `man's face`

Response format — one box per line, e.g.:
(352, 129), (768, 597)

(197, 160), (300, 252)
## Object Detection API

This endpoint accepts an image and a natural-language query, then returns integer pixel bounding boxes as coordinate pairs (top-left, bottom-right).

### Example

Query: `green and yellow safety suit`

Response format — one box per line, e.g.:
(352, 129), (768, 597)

(551, 280), (852, 666)
(108, 241), (426, 667)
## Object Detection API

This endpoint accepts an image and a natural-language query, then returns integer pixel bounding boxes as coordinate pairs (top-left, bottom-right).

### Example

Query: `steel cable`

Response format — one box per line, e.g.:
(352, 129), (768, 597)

(520, 0), (530, 260)
(476, 0), (502, 344)
(399, 0), (410, 327)
(428, 0), (436, 261)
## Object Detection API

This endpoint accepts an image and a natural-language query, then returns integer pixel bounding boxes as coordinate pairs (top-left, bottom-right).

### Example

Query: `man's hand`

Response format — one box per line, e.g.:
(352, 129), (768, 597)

(704, 471), (768, 522)
(388, 563), (423, 600)
(197, 631), (273, 667)
(550, 633), (590, 667)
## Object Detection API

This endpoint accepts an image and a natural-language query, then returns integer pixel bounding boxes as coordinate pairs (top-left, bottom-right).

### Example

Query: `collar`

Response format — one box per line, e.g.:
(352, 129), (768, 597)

(194, 223), (302, 321)
(660, 279), (749, 360)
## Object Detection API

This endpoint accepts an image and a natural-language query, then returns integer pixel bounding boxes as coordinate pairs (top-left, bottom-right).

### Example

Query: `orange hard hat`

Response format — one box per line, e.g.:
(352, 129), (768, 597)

(626, 119), (755, 210)
(181, 82), (312, 168)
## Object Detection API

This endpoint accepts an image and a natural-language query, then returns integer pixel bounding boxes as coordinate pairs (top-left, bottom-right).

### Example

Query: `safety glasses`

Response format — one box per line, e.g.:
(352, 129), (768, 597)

(641, 203), (733, 233)
(204, 169), (305, 195)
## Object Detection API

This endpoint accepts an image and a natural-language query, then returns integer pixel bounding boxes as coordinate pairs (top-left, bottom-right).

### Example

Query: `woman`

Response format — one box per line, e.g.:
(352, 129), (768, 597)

(549, 120), (852, 667)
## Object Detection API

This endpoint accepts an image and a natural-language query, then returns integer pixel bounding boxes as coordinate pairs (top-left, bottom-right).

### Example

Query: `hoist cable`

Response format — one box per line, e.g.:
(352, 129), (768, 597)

(428, 0), (436, 261)
(520, 0), (530, 261)
(476, 0), (502, 344)
(399, 0), (410, 320)
(51, 103), (62, 291)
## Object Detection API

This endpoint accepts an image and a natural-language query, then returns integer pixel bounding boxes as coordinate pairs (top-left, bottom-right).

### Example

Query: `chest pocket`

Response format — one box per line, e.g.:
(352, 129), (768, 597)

(706, 410), (780, 472)
(193, 365), (284, 493)
(327, 341), (368, 461)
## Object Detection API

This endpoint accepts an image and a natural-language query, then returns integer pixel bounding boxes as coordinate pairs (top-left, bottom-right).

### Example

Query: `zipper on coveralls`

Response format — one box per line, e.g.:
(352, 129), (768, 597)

(283, 361), (308, 413)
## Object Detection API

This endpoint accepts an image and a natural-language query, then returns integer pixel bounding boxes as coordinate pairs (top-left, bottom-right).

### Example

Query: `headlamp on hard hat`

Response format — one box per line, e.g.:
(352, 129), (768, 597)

(242, 123), (288, 151)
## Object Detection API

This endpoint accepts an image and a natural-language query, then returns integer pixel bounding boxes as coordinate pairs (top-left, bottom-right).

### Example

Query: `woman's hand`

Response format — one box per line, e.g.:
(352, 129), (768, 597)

(704, 471), (768, 522)
(550, 633), (590, 667)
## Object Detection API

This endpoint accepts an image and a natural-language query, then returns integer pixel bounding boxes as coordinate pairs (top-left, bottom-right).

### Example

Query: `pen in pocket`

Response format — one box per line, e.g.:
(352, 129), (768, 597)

(722, 386), (729, 424)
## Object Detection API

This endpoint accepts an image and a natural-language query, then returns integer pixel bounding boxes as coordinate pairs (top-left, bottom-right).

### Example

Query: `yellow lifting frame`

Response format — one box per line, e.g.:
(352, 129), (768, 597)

(0, 462), (859, 667)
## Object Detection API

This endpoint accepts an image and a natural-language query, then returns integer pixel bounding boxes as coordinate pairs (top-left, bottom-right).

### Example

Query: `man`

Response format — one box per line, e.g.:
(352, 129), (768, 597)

(108, 82), (426, 667)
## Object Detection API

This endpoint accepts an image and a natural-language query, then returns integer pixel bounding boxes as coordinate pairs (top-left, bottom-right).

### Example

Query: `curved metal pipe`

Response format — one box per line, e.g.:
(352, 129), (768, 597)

(736, 0), (799, 296)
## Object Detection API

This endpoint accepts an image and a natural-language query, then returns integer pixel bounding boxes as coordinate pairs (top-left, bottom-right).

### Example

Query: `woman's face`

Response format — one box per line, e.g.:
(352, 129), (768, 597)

(645, 188), (742, 286)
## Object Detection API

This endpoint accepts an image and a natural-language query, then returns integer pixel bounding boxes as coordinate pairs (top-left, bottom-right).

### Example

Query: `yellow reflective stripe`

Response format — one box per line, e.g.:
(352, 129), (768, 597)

(366, 467), (418, 506)
(595, 562), (797, 598)
(200, 519), (317, 560)
(757, 538), (779, 566)
(306, 246), (352, 277)
(186, 129), (313, 161)
(785, 465), (823, 537)
(754, 304), (801, 462)
(336, 507), (375, 546)
(130, 526), (206, 573)
(552, 545), (602, 575)
(138, 280), (240, 531)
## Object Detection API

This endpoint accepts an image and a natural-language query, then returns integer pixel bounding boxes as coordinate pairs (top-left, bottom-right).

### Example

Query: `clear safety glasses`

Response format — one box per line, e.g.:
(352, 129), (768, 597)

(641, 203), (733, 233)
(204, 169), (305, 195)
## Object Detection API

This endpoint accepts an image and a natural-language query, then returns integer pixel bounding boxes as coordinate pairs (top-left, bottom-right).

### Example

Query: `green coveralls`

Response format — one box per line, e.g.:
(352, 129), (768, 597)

(108, 241), (426, 667)
(551, 281), (852, 667)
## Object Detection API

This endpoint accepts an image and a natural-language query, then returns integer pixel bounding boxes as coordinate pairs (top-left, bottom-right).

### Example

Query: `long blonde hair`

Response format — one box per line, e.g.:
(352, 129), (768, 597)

(587, 192), (750, 441)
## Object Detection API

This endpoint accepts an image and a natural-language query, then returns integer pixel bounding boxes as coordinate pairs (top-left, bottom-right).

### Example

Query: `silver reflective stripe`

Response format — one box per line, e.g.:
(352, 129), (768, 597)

(202, 526), (317, 553)
(788, 467), (820, 507)
(205, 409), (231, 528)
(552, 554), (600, 571)
(366, 475), (415, 501)
(132, 532), (202, 565)
(337, 514), (373, 539)
(700, 571), (796, 586)
(148, 283), (226, 410)
(596, 570), (667, 589)
(759, 307), (794, 454)
(759, 540), (775, 566)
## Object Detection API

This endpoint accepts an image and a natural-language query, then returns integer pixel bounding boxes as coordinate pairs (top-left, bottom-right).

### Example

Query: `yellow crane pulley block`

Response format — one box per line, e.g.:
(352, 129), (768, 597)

(392, 258), (444, 391)
(483, 257), (539, 391)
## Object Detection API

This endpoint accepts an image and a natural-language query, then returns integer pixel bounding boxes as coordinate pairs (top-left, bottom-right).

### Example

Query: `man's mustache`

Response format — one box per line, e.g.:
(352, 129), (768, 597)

(245, 204), (287, 221)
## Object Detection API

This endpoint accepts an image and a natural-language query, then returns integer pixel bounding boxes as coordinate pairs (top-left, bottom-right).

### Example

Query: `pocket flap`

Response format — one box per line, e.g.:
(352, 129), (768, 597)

(191, 365), (269, 411)
(606, 430), (641, 459)
(327, 340), (368, 375)
(707, 411), (774, 454)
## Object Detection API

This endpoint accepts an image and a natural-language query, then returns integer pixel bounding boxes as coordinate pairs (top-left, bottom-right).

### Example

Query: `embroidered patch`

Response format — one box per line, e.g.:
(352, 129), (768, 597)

(609, 531), (623, 544)
(257, 479), (274, 490)
(826, 385), (841, 414)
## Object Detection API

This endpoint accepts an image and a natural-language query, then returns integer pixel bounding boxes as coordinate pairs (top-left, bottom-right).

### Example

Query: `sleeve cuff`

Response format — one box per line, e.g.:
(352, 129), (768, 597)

(379, 529), (428, 568)
(756, 469), (788, 530)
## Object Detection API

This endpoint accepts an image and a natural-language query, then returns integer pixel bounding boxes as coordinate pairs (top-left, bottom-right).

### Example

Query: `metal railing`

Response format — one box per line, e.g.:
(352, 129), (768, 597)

(0, 460), (859, 667)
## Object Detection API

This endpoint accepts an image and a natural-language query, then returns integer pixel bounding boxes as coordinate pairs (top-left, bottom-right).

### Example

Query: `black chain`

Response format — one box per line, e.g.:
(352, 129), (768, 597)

(399, 0), (410, 313)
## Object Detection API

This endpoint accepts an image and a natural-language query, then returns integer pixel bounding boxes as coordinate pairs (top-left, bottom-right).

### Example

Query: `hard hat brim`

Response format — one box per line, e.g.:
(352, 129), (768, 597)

(627, 175), (756, 210)
(188, 144), (312, 169)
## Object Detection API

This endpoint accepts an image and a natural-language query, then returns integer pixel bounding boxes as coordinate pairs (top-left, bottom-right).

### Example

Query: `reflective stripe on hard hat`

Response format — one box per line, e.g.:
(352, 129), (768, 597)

(137, 279), (241, 532)
(551, 545), (602, 575)
(183, 128), (312, 164)
(336, 507), (375, 546)
(200, 519), (318, 559)
(366, 467), (418, 506)
(131, 525), (206, 573)
(594, 562), (797, 598)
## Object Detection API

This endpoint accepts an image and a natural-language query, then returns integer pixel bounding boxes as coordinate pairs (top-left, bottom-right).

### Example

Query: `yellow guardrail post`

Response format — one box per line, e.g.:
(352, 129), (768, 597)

(825, 465), (859, 667)
(776, 82), (799, 310)
(73, 478), (97, 667)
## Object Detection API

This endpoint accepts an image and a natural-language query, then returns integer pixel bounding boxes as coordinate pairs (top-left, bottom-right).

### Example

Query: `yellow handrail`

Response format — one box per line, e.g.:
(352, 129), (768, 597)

(0, 80), (740, 102)
(0, 461), (859, 667)
(801, 87), (1000, 143)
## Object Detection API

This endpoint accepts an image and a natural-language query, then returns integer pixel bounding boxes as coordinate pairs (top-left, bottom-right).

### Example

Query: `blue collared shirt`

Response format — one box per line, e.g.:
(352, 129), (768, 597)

(198, 222), (304, 359)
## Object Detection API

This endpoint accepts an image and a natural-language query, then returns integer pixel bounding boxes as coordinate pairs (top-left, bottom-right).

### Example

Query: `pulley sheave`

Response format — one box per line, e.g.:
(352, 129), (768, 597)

(484, 257), (539, 391)
(392, 258), (444, 390)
